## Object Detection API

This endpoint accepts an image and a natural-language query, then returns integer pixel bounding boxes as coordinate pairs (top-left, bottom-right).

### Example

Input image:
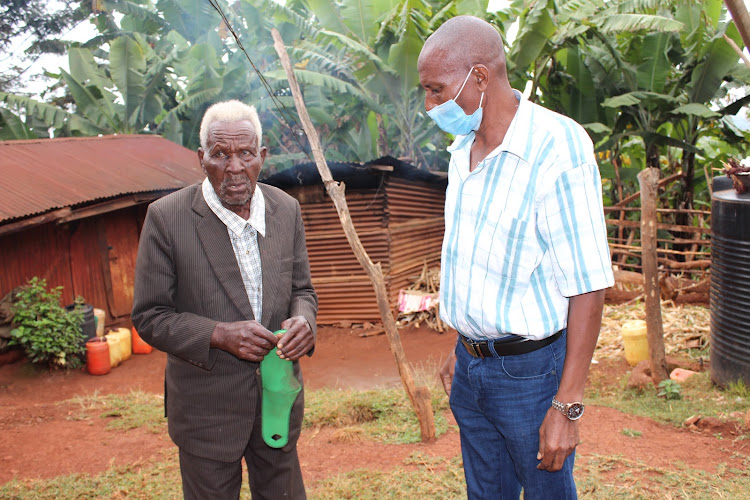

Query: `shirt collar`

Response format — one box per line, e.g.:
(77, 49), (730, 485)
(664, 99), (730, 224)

(202, 177), (266, 237)
(446, 89), (532, 164)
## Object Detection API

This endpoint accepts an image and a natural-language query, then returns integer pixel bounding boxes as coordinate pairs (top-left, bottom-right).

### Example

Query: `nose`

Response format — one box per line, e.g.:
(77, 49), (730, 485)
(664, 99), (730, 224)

(226, 153), (244, 173)
(424, 96), (437, 113)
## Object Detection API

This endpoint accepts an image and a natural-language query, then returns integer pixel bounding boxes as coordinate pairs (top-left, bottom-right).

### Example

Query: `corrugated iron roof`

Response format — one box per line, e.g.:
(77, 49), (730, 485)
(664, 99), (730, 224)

(0, 134), (204, 223)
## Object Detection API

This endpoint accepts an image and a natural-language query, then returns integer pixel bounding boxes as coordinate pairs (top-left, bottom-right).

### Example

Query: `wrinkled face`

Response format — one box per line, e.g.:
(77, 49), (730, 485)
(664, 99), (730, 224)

(198, 120), (267, 212)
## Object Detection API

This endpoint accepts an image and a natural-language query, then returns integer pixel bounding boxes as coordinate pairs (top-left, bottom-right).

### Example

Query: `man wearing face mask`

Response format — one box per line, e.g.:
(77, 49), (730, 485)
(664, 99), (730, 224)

(418, 16), (613, 499)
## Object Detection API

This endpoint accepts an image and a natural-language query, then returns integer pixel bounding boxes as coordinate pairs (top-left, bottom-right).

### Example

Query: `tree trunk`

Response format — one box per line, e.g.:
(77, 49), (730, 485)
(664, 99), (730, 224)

(646, 141), (660, 170)
(271, 29), (436, 442)
(637, 168), (670, 384)
(674, 150), (696, 261)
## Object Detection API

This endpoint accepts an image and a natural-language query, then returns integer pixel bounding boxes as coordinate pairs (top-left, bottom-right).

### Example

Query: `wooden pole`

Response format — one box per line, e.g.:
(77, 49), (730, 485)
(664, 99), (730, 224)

(271, 29), (436, 442)
(637, 168), (669, 384)
(725, 0), (750, 54)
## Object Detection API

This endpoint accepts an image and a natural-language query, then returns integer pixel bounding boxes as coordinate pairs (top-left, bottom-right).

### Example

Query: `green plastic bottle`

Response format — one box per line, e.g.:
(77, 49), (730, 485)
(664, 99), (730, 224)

(259, 329), (302, 448)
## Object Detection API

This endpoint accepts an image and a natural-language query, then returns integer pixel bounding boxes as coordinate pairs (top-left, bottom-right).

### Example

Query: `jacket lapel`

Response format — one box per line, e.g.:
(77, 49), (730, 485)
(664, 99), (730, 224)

(192, 188), (255, 320)
(258, 185), (278, 327)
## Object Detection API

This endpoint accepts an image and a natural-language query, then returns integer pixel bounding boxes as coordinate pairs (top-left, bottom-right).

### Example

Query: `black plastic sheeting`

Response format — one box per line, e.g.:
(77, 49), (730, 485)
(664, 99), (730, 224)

(260, 155), (447, 190)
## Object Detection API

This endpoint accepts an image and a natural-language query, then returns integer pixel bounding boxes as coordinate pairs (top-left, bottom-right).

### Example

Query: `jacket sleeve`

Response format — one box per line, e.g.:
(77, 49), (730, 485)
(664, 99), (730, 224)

(289, 199), (318, 342)
(131, 201), (219, 370)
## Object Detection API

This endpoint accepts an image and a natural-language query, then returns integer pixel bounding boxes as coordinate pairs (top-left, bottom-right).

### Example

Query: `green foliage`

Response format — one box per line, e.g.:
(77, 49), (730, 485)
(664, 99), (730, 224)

(0, 0), (91, 92)
(2, 0), (750, 186)
(515, 0), (750, 212)
(9, 277), (86, 370)
(657, 379), (682, 400)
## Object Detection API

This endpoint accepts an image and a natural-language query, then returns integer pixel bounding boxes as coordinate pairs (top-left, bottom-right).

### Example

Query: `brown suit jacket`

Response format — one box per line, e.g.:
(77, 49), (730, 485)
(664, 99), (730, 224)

(131, 182), (317, 462)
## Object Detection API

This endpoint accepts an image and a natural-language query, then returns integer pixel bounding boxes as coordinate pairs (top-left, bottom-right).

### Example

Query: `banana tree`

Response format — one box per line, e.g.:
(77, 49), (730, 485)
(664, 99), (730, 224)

(508, 0), (750, 211)
(271, 0), (492, 167)
(0, 32), (180, 138)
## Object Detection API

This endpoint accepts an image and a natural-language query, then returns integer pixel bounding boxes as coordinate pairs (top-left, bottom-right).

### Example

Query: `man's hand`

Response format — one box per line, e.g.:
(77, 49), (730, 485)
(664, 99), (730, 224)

(439, 350), (457, 396)
(276, 316), (314, 361)
(536, 407), (580, 472)
(210, 320), (278, 362)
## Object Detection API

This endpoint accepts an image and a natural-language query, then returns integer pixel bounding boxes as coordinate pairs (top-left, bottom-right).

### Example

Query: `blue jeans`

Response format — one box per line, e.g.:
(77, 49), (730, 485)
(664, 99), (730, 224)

(449, 330), (577, 500)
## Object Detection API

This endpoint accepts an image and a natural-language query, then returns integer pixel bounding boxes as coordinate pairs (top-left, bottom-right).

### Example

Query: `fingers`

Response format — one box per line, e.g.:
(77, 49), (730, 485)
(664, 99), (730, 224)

(537, 411), (579, 472)
(226, 321), (277, 362)
(440, 372), (452, 397)
(277, 316), (314, 361)
(439, 351), (456, 397)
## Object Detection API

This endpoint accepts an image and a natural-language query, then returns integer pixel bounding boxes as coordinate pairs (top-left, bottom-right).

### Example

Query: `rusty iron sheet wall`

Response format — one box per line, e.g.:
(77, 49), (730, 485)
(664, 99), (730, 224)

(1, 206), (144, 329)
(286, 177), (445, 325)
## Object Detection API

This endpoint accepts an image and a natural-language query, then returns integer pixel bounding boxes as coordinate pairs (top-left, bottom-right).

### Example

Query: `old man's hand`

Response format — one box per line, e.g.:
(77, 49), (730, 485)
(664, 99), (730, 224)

(276, 316), (314, 361)
(210, 320), (278, 362)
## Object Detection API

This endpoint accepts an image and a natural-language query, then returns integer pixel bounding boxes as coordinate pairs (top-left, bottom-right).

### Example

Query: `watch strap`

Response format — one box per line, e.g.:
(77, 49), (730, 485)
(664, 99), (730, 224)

(551, 398), (584, 420)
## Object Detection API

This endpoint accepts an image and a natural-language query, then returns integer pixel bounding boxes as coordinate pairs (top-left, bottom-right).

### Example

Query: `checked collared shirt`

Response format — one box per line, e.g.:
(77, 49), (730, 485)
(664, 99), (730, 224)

(202, 178), (266, 321)
(439, 90), (614, 341)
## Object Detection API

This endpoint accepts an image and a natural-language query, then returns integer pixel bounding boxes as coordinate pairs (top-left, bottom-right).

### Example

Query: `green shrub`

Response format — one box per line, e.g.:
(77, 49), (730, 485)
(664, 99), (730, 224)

(657, 379), (682, 400)
(9, 277), (86, 369)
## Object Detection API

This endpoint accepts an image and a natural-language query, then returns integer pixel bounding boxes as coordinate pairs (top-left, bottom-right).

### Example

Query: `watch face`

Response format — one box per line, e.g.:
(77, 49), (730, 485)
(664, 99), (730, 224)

(567, 403), (584, 420)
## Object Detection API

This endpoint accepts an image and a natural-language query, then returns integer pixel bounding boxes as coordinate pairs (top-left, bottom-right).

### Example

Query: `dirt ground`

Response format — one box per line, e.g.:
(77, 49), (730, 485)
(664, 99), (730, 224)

(1, 325), (749, 488)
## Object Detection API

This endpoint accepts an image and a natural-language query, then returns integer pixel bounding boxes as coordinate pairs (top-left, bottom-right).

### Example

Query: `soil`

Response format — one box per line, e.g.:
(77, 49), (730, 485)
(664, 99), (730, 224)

(1, 325), (748, 488)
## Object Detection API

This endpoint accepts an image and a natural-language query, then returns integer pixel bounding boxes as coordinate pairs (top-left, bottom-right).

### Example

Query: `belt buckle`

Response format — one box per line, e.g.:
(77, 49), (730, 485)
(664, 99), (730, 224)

(467, 339), (485, 359)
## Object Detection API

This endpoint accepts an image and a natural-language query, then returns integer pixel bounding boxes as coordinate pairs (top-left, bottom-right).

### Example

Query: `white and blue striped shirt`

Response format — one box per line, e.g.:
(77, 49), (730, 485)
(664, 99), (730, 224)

(202, 178), (266, 321)
(439, 91), (614, 341)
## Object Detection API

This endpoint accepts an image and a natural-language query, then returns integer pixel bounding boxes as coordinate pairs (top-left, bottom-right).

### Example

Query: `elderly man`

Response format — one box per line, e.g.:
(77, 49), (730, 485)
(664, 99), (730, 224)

(132, 100), (317, 499)
(418, 16), (614, 499)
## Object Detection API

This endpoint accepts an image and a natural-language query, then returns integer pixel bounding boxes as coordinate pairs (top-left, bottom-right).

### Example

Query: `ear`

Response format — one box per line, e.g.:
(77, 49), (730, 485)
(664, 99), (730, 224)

(472, 65), (490, 93)
(259, 146), (268, 166)
(197, 148), (206, 173)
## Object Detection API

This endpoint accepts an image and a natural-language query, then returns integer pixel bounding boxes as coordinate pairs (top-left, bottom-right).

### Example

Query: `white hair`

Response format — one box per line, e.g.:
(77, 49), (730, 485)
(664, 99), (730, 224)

(199, 100), (263, 150)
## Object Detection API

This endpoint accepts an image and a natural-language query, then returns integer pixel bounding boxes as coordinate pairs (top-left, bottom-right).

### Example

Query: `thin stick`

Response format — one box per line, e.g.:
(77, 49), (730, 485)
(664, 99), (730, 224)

(271, 29), (436, 442)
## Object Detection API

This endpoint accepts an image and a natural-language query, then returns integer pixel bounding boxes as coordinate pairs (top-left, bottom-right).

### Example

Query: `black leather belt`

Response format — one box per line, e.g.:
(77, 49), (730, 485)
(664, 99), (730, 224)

(460, 330), (563, 358)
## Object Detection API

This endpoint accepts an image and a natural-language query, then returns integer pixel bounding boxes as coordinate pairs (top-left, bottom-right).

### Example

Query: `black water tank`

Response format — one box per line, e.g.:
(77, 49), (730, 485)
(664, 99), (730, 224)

(710, 186), (750, 387)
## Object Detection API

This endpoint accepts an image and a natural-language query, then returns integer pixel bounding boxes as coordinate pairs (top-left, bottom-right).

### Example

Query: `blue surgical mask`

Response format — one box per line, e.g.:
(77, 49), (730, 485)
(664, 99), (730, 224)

(427, 66), (484, 135)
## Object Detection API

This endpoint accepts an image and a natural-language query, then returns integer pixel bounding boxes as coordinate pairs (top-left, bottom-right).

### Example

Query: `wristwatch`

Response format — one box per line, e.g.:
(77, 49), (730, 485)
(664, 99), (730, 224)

(551, 398), (585, 420)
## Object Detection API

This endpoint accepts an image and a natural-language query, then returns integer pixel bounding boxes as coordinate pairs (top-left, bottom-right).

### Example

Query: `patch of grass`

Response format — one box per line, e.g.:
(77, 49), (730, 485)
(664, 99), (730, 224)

(308, 455), (465, 499)
(0, 450), (183, 499)
(724, 379), (750, 401)
(585, 370), (750, 429)
(576, 453), (750, 499)
(304, 386), (450, 444)
(65, 390), (166, 433)
(621, 428), (642, 438)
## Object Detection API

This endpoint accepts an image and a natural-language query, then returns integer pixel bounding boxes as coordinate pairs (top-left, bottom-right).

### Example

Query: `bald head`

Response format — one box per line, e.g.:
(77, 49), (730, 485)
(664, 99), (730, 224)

(419, 15), (506, 78)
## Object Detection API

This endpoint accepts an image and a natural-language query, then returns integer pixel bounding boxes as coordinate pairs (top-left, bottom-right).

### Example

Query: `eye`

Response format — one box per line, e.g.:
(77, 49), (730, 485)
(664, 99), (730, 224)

(213, 150), (227, 159)
(242, 150), (256, 157)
